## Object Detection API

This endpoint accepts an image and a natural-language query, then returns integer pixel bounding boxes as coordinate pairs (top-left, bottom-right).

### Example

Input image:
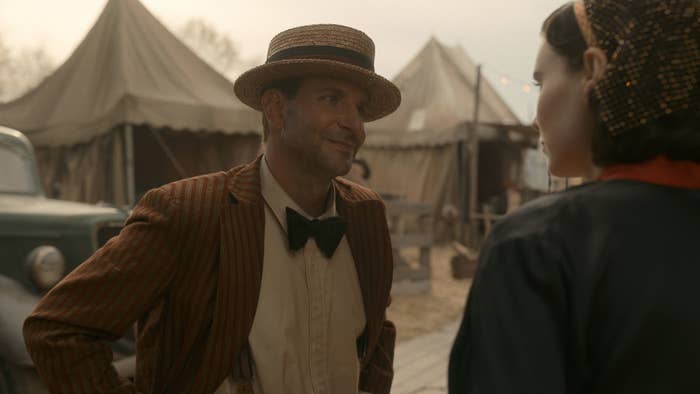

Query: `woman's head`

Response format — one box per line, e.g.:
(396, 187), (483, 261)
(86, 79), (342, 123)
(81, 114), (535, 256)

(533, 2), (602, 178)
(536, 0), (700, 174)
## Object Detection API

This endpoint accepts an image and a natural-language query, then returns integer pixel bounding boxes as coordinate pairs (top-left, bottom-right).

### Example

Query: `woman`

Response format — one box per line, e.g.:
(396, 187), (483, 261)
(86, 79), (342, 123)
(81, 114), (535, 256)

(448, 1), (700, 393)
(534, 0), (600, 183)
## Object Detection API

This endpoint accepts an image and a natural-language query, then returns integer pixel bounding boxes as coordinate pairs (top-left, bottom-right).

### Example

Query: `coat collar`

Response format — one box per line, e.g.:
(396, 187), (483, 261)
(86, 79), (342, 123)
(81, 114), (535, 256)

(599, 155), (700, 189)
(225, 154), (381, 208)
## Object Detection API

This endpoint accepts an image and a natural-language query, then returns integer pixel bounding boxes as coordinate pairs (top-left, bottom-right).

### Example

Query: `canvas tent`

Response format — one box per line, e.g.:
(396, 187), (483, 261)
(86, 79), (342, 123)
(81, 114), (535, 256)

(360, 37), (536, 239)
(0, 0), (261, 206)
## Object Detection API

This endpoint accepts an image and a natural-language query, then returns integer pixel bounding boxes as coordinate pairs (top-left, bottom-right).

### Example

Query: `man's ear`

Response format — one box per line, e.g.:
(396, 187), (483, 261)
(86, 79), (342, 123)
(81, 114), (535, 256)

(261, 89), (285, 135)
(582, 47), (608, 95)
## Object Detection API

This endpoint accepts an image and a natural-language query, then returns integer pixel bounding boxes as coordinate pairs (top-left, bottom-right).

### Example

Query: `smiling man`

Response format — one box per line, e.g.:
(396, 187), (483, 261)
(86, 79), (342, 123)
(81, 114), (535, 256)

(23, 24), (401, 394)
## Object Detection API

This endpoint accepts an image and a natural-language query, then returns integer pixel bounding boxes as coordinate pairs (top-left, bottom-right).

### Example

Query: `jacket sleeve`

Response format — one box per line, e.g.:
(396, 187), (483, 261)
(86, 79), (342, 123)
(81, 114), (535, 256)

(448, 235), (569, 394)
(356, 193), (397, 394)
(359, 318), (396, 394)
(23, 187), (182, 394)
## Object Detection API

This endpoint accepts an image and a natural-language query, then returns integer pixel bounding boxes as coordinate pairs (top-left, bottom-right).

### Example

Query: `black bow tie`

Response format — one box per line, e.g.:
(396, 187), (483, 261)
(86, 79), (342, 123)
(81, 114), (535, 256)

(286, 207), (347, 259)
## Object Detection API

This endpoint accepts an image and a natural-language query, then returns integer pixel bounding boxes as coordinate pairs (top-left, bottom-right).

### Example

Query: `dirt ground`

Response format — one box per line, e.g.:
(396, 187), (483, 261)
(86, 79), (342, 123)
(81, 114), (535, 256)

(387, 244), (473, 343)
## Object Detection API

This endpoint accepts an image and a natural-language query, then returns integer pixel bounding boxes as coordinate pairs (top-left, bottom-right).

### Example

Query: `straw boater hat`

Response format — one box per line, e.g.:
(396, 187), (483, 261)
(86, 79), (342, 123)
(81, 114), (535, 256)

(234, 24), (401, 122)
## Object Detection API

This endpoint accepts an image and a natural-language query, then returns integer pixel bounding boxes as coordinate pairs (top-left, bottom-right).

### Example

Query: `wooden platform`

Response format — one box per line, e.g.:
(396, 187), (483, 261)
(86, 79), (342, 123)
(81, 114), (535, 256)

(391, 320), (460, 394)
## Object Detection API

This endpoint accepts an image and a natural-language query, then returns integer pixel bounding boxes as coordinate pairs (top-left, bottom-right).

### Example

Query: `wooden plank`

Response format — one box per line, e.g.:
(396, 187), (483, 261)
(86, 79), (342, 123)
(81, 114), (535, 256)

(386, 201), (433, 216)
(392, 349), (449, 392)
(394, 332), (453, 377)
(393, 321), (460, 370)
(393, 356), (448, 393)
(392, 321), (459, 386)
(391, 234), (433, 248)
(391, 279), (431, 296)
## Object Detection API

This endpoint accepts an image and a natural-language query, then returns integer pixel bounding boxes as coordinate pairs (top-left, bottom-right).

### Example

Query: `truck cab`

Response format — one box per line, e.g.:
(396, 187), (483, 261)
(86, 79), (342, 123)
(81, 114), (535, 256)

(0, 126), (131, 393)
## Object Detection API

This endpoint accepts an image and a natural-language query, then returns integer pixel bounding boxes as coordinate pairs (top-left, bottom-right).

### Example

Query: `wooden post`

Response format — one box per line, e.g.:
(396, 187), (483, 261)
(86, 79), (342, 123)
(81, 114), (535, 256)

(457, 139), (466, 241)
(467, 64), (482, 247)
(124, 124), (136, 207)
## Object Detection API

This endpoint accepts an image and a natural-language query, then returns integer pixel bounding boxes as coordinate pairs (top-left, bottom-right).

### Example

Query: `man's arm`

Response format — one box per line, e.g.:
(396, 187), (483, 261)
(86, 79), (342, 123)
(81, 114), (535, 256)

(359, 317), (396, 394)
(23, 187), (182, 393)
(357, 193), (397, 394)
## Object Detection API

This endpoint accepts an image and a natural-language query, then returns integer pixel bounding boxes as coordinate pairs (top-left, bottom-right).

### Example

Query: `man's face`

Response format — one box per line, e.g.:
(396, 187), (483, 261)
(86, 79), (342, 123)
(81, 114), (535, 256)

(278, 77), (368, 179)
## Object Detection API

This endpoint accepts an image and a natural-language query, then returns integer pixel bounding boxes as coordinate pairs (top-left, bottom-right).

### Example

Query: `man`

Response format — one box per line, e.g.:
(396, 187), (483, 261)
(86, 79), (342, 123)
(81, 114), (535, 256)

(23, 24), (401, 394)
(344, 158), (372, 187)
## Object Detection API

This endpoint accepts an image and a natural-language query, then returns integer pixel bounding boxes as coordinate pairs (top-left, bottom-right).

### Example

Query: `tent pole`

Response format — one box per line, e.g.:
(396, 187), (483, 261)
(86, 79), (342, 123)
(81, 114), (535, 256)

(467, 64), (482, 248)
(149, 128), (188, 179)
(458, 139), (466, 242)
(125, 124), (136, 207)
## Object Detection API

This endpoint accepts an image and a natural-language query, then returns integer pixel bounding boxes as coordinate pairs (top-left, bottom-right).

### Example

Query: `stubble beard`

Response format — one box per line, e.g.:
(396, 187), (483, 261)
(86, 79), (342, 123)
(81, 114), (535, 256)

(283, 113), (353, 180)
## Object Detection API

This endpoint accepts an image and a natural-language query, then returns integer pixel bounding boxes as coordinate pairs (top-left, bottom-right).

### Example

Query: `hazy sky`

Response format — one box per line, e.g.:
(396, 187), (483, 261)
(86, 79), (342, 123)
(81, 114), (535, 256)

(0, 0), (567, 122)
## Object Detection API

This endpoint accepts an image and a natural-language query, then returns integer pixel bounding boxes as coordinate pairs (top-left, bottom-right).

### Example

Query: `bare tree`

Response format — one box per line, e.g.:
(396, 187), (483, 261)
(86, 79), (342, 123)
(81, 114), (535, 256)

(0, 36), (13, 102)
(0, 36), (55, 103)
(177, 18), (240, 79)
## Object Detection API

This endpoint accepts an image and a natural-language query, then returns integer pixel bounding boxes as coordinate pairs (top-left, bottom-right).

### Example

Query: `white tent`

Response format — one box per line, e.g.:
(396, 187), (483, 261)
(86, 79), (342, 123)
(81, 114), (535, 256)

(360, 37), (533, 238)
(0, 0), (261, 205)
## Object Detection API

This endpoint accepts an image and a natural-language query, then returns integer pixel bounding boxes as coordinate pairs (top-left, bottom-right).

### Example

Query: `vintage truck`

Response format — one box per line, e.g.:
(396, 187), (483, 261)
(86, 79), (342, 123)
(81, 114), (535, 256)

(0, 126), (131, 393)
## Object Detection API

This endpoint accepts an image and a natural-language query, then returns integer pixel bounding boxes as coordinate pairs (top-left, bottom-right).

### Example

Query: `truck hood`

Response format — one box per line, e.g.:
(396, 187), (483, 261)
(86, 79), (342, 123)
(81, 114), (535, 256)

(0, 194), (125, 218)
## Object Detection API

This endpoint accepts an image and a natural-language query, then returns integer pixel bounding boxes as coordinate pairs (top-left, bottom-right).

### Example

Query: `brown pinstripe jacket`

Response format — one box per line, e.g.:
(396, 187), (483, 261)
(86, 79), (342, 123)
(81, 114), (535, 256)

(23, 156), (395, 394)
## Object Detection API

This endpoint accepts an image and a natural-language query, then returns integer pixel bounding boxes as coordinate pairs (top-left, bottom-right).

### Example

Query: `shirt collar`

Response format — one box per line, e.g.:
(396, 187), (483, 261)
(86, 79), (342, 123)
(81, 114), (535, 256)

(260, 156), (337, 233)
(599, 155), (700, 189)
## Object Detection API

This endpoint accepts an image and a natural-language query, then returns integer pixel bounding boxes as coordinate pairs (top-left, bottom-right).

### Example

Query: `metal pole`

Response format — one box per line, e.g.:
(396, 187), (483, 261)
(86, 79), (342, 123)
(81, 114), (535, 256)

(467, 64), (482, 247)
(125, 124), (136, 207)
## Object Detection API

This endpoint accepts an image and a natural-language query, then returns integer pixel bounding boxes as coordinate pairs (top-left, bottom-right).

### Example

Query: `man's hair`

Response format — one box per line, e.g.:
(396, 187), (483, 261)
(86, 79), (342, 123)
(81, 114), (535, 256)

(541, 2), (700, 165)
(261, 78), (303, 141)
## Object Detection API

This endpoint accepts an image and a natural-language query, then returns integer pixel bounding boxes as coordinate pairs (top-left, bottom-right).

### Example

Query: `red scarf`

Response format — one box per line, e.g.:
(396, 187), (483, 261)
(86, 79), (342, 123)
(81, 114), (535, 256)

(599, 156), (700, 189)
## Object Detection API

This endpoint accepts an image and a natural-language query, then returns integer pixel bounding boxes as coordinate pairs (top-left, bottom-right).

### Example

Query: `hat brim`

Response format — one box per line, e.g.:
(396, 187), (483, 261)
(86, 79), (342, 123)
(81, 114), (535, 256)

(234, 59), (401, 122)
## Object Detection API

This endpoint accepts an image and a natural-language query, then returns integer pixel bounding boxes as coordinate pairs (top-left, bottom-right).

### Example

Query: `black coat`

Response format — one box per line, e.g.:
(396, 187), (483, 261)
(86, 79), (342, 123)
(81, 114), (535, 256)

(449, 180), (700, 394)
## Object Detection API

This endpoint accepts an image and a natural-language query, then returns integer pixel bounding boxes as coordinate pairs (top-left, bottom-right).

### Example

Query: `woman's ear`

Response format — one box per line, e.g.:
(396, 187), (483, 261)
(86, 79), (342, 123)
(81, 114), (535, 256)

(582, 47), (608, 95)
(261, 89), (285, 136)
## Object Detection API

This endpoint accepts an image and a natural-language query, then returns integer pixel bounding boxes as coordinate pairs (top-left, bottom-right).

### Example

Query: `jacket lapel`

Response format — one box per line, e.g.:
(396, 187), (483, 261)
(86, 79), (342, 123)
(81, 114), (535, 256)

(335, 180), (394, 367)
(193, 156), (265, 393)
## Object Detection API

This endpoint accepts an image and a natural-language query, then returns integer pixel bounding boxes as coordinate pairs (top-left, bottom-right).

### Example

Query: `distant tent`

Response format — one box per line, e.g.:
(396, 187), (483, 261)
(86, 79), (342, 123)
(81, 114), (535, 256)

(0, 0), (261, 206)
(369, 37), (519, 137)
(360, 37), (534, 239)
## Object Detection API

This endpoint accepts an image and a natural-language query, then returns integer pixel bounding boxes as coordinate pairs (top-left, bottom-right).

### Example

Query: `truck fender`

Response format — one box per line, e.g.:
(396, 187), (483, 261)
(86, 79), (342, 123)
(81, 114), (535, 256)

(0, 275), (39, 366)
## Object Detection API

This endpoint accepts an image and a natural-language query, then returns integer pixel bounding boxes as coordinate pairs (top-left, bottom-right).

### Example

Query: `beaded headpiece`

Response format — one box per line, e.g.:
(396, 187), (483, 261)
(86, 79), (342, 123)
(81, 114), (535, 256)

(574, 0), (700, 135)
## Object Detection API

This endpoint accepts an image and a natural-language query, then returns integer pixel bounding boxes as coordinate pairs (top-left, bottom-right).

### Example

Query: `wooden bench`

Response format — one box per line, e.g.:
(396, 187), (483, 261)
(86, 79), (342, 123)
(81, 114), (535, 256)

(385, 198), (434, 295)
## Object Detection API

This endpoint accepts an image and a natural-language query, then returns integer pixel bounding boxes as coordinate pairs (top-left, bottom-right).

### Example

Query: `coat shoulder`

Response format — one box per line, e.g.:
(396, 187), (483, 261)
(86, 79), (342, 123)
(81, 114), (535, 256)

(334, 177), (383, 204)
(155, 171), (231, 208)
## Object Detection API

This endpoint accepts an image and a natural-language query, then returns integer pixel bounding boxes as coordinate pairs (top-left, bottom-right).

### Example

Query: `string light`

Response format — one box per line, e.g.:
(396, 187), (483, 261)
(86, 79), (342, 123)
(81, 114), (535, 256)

(480, 62), (535, 94)
(475, 62), (539, 122)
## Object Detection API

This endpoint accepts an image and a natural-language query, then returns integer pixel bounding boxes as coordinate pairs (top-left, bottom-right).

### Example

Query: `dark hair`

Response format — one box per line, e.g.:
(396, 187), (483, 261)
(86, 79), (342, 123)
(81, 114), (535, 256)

(591, 113), (700, 165)
(541, 3), (700, 164)
(261, 78), (303, 141)
(541, 3), (587, 72)
(352, 158), (371, 179)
